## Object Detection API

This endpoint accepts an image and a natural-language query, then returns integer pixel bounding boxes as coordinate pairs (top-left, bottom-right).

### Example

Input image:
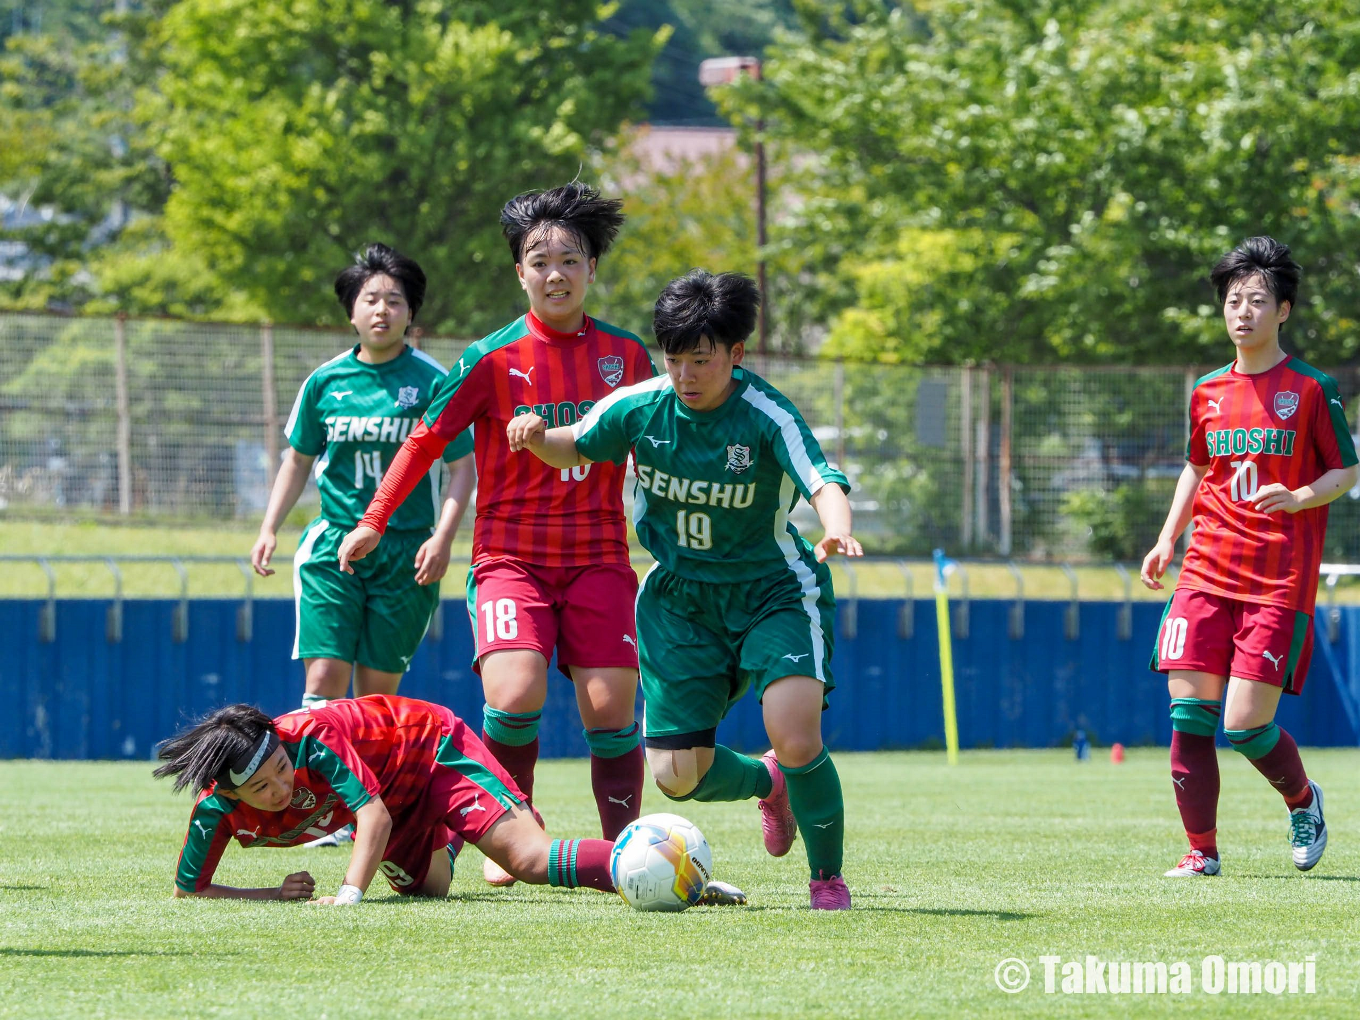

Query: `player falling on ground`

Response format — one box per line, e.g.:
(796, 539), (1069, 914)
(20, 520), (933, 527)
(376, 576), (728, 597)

(507, 270), (862, 910)
(337, 186), (655, 886)
(156, 695), (622, 902)
(1142, 236), (1357, 878)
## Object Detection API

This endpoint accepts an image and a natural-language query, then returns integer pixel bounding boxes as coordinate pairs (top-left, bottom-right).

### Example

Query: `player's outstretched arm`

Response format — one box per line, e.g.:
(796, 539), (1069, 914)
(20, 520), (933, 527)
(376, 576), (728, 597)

(1140, 461), (1209, 589)
(414, 452), (475, 585)
(173, 871), (316, 901)
(312, 797), (392, 906)
(1252, 465), (1360, 515)
(251, 449), (315, 577)
(810, 484), (864, 562)
(505, 413), (589, 469)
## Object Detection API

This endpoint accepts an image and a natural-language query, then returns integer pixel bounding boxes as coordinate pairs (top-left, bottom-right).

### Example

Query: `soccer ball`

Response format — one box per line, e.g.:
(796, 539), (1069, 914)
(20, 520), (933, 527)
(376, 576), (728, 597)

(610, 813), (713, 912)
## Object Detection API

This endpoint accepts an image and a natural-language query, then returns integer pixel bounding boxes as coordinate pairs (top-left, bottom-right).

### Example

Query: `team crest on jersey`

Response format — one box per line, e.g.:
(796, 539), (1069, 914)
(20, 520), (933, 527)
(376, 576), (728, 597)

(726, 444), (752, 474)
(597, 355), (624, 388)
(1273, 391), (1299, 420)
(290, 787), (316, 810)
(396, 385), (420, 409)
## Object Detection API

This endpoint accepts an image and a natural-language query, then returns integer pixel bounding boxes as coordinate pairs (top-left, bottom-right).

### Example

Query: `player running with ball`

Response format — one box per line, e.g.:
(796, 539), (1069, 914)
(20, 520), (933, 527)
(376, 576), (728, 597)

(507, 270), (861, 910)
(338, 185), (655, 886)
(1142, 237), (1357, 878)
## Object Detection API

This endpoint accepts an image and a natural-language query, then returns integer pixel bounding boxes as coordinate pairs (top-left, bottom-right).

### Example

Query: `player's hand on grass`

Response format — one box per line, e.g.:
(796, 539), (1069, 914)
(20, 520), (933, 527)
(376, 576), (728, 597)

(814, 533), (863, 563)
(413, 536), (450, 585)
(1140, 538), (1175, 590)
(251, 530), (277, 577)
(277, 871), (316, 901)
(506, 412), (547, 452)
(338, 526), (381, 574)
(1251, 483), (1303, 515)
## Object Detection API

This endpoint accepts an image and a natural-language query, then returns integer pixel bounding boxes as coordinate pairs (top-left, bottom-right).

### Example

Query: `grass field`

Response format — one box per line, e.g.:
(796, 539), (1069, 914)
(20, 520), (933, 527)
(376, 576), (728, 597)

(5, 519), (1360, 604)
(4, 749), (1360, 1019)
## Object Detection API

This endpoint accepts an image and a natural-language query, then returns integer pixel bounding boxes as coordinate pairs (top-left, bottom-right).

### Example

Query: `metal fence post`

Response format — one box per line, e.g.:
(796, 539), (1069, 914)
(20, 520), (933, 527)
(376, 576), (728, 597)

(999, 367), (1013, 557)
(976, 364), (992, 546)
(834, 359), (846, 468)
(114, 314), (132, 515)
(960, 367), (973, 549)
(261, 323), (279, 486)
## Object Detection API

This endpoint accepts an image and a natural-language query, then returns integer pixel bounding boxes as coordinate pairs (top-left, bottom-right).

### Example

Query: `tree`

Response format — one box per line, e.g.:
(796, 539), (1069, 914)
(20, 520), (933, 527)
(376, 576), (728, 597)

(0, 0), (179, 313)
(726, 0), (1360, 365)
(591, 132), (760, 334)
(148, 0), (665, 335)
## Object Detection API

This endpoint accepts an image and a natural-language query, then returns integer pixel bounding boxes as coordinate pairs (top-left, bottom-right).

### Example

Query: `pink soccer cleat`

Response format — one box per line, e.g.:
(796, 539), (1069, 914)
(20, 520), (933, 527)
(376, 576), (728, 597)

(757, 750), (797, 857)
(809, 872), (851, 910)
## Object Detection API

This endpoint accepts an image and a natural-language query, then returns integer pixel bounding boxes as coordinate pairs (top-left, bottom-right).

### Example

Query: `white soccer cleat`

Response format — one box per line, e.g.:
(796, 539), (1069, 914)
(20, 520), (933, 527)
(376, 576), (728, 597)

(1164, 850), (1220, 877)
(1289, 780), (1327, 871)
(696, 879), (748, 906)
(304, 824), (354, 848)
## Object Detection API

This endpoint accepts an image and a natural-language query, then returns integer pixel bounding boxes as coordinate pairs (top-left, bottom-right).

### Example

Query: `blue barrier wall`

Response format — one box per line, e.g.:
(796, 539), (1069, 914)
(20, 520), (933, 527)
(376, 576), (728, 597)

(1, 597), (1357, 759)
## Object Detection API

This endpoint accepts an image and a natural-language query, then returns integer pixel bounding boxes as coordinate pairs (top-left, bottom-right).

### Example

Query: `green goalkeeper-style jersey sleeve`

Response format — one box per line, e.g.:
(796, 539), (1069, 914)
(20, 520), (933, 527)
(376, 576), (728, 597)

(571, 375), (673, 464)
(740, 379), (850, 504)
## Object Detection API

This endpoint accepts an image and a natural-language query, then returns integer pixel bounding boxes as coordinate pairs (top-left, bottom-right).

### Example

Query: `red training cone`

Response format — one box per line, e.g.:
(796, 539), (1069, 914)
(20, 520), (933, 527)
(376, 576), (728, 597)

(1110, 742), (1124, 764)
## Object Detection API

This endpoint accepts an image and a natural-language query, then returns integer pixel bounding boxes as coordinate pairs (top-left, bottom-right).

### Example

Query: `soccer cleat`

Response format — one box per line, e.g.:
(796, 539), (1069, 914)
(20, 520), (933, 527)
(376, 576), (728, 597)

(757, 750), (797, 857)
(809, 872), (851, 910)
(1289, 780), (1327, 871)
(482, 803), (545, 887)
(304, 824), (353, 848)
(696, 880), (748, 906)
(1163, 850), (1220, 877)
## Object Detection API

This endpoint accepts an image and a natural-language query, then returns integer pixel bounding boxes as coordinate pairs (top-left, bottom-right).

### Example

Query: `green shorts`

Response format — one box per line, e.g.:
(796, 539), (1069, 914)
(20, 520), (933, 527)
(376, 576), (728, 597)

(637, 562), (837, 743)
(293, 518), (438, 673)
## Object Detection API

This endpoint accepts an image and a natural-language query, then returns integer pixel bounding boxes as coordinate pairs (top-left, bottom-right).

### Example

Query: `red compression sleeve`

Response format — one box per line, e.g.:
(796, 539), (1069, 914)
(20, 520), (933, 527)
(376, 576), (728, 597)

(359, 422), (446, 534)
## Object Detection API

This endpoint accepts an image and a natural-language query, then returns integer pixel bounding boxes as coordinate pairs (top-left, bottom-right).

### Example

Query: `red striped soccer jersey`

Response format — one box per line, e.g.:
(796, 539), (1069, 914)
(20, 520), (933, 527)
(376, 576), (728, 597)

(174, 696), (463, 893)
(362, 313), (654, 566)
(1177, 356), (1357, 615)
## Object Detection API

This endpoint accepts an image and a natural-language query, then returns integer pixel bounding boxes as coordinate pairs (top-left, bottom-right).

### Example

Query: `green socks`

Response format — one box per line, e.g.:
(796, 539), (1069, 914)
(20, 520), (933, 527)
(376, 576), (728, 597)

(781, 748), (844, 880)
(675, 745), (773, 802)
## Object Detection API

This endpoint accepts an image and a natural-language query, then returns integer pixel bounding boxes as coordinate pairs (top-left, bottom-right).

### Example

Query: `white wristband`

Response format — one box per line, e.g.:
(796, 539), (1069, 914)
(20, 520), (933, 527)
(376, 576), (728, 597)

(334, 884), (363, 905)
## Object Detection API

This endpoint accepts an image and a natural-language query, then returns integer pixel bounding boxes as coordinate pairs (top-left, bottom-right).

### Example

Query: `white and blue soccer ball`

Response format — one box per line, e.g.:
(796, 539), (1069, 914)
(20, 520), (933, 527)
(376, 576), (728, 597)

(610, 812), (713, 912)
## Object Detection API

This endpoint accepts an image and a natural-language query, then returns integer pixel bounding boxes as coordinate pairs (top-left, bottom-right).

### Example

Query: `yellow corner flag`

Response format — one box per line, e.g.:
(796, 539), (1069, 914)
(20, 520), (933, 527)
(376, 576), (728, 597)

(932, 549), (960, 765)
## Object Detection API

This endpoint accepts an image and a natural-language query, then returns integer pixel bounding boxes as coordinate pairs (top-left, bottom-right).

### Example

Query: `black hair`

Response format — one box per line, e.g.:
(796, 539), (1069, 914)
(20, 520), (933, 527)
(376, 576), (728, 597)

(1210, 236), (1301, 310)
(153, 704), (277, 794)
(653, 270), (760, 355)
(334, 242), (427, 322)
(500, 183), (625, 264)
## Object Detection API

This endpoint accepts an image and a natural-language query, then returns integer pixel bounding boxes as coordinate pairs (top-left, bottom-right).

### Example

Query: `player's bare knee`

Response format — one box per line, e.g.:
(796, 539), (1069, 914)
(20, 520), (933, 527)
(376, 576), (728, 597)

(646, 747), (701, 798)
(770, 735), (823, 770)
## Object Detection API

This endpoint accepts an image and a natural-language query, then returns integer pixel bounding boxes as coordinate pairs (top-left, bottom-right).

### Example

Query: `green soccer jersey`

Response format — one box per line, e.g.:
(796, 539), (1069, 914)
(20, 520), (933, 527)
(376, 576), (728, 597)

(285, 345), (472, 531)
(571, 368), (849, 583)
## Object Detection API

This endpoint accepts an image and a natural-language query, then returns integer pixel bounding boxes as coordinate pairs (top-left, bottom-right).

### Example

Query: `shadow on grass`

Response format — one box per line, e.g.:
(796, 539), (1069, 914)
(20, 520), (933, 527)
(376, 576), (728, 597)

(0, 949), (196, 958)
(1237, 874), (1360, 882)
(0, 885), (46, 891)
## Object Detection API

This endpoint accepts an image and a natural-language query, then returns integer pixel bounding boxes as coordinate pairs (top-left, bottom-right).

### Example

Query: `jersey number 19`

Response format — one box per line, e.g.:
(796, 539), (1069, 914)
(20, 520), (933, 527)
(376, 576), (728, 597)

(676, 510), (713, 551)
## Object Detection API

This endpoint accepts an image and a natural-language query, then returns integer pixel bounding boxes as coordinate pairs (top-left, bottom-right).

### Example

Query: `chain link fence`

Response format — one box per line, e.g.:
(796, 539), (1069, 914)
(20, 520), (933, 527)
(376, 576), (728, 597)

(3, 311), (1359, 562)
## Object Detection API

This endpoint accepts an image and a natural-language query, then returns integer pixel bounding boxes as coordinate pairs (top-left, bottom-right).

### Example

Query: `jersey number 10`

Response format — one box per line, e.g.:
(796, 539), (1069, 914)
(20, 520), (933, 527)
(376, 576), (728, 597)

(675, 510), (713, 551)
(1229, 460), (1258, 502)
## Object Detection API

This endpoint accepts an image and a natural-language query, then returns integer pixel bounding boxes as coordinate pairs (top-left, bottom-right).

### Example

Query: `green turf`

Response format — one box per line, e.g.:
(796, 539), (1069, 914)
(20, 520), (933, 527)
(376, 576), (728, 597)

(2, 749), (1358, 1018)
(5, 520), (1360, 604)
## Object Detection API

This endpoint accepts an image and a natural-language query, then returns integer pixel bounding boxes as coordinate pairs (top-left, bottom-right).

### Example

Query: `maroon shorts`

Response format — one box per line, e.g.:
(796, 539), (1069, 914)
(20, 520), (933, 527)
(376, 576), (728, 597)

(466, 559), (639, 678)
(380, 715), (524, 895)
(1150, 589), (1313, 694)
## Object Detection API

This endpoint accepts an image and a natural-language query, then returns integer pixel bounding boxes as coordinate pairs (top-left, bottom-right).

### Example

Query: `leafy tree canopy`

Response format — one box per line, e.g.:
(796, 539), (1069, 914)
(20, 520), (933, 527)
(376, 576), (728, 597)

(728, 0), (1360, 364)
